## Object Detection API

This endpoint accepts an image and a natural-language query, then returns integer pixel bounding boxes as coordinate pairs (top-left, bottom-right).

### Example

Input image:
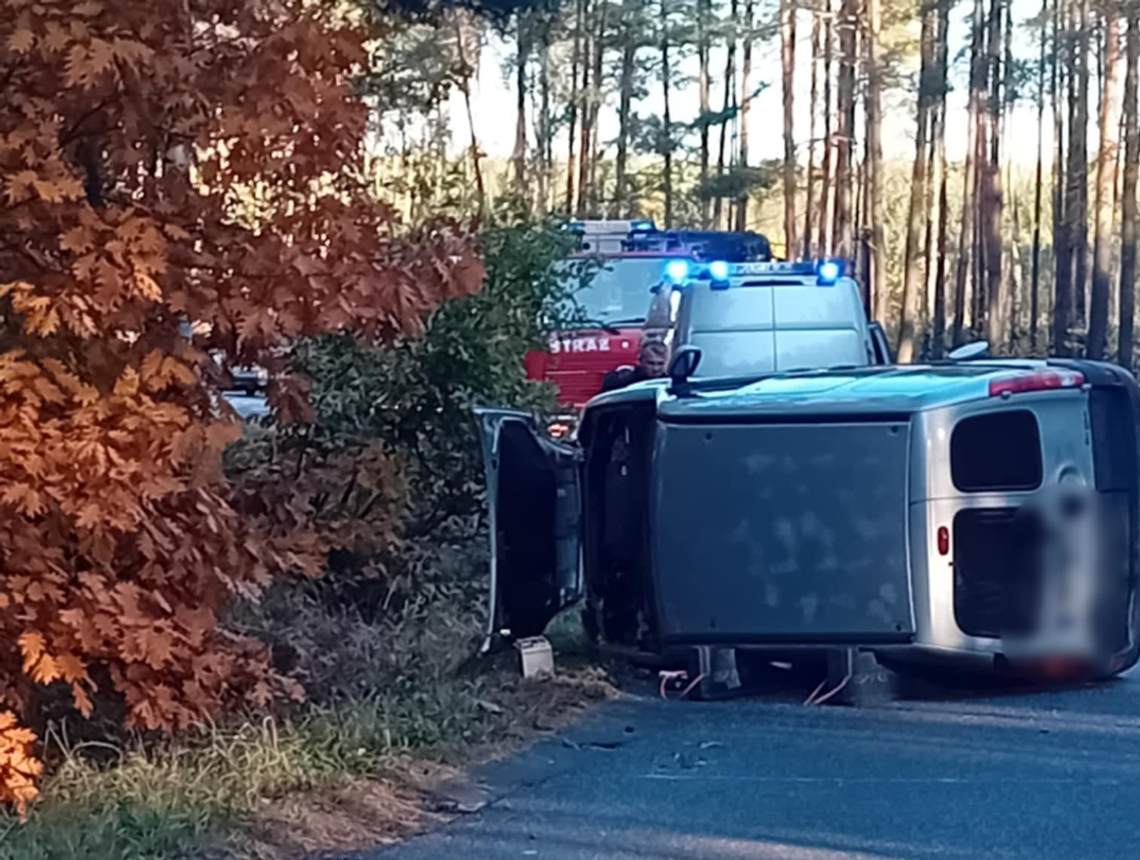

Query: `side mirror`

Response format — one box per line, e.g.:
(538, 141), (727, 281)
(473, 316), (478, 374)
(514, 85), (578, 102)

(668, 345), (702, 388)
(948, 341), (991, 361)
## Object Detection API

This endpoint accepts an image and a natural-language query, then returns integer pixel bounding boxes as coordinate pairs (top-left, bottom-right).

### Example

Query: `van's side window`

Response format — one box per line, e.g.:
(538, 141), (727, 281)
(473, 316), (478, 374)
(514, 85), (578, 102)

(950, 410), (1043, 492)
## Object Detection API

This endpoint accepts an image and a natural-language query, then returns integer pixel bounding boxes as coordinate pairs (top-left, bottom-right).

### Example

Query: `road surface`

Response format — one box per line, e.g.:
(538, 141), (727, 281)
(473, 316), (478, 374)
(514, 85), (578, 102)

(377, 667), (1140, 860)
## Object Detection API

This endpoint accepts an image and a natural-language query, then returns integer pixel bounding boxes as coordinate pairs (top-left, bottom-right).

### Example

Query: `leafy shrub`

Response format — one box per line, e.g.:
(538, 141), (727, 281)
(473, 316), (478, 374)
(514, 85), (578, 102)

(227, 213), (581, 627)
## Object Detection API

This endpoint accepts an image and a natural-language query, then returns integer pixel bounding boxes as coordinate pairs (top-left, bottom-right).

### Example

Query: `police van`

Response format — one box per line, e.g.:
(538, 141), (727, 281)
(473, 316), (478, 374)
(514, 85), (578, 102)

(661, 259), (892, 378)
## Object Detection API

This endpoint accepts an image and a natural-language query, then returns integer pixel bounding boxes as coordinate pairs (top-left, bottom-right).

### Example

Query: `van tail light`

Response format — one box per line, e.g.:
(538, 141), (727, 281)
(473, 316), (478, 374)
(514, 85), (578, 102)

(988, 369), (1084, 398)
(937, 526), (949, 556)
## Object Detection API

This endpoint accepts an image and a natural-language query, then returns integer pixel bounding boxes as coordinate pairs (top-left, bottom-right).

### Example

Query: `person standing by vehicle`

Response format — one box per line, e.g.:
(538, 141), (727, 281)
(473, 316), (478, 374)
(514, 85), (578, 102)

(600, 282), (676, 392)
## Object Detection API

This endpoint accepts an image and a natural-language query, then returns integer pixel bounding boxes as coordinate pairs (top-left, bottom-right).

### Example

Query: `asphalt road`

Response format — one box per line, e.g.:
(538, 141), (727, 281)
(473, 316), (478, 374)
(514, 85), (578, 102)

(375, 666), (1140, 860)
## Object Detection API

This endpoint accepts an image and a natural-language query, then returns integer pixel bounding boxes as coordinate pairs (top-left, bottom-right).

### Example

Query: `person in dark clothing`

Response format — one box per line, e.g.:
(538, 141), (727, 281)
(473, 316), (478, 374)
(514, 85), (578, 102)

(600, 364), (652, 392)
(599, 282), (675, 393)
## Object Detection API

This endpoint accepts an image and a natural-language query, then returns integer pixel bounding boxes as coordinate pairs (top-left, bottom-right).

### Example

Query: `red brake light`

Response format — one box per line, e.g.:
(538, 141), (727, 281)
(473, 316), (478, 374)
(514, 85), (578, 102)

(988, 369), (1084, 398)
(937, 526), (950, 556)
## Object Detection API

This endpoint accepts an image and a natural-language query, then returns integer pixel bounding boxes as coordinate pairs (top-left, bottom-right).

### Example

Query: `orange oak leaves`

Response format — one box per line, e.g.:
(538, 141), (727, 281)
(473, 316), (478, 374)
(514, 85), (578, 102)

(0, 0), (483, 813)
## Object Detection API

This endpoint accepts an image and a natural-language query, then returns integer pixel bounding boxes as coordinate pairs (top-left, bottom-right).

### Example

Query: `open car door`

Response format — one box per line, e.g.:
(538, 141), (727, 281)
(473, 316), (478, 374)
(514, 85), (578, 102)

(474, 408), (583, 646)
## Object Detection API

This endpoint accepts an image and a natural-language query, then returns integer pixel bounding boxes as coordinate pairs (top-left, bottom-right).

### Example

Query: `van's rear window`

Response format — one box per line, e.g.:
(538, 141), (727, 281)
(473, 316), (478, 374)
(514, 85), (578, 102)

(950, 410), (1043, 492)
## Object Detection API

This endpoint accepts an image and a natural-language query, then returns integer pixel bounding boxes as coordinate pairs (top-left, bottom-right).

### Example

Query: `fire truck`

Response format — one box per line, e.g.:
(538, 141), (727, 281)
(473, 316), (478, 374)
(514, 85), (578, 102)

(528, 221), (773, 431)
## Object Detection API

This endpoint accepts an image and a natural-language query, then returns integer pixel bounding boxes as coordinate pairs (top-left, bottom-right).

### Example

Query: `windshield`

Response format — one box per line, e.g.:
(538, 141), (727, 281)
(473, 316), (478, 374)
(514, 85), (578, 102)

(556, 257), (674, 325)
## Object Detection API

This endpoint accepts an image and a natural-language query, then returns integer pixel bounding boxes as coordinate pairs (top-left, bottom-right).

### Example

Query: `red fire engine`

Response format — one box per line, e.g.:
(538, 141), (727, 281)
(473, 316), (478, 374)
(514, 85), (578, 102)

(526, 220), (772, 428)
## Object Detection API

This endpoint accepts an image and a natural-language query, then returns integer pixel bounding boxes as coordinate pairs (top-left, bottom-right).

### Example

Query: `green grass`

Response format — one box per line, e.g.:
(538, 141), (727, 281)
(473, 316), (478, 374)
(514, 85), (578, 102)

(0, 610), (609, 860)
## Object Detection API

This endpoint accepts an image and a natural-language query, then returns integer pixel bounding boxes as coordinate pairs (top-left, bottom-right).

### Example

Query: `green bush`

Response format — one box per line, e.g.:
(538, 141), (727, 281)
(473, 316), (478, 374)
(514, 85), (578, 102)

(225, 212), (582, 625)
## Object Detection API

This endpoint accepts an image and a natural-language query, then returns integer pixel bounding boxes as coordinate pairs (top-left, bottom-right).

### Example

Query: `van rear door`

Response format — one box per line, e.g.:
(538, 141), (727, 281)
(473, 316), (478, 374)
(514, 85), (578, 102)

(772, 280), (870, 371)
(678, 283), (777, 378)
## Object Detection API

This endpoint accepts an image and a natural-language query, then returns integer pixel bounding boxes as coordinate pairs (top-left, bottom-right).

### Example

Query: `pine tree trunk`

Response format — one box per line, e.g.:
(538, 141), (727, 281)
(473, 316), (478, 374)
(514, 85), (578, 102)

(1031, 0), (1048, 351)
(699, 0), (712, 228)
(455, 16), (485, 218)
(576, 0), (593, 217)
(898, 0), (934, 362)
(615, 0), (636, 216)
(803, 4), (820, 255)
(818, 0), (835, 255)
(1088, 9), (1122, 359)
(660, 0), (674, 228)
(513, 13), (530, 198)
(1002, 0), (1018, 342)
(1072, 0), (1091, 331)
(1120, 8), (1139, 368)
(537, 23), (553, 214)
(781, 0), (797, 257)
(736, 0), (754, 231)
(586, 1), (606, 212)
(715, 0), (739, 229)
(931, 0), (951, 357)
(866, 0), (886, 320)
(565, 0), (585, 213)
(1053, 0), (1073, 351)
(834, 0), (857, 262)
(982, 0), (1004, 350)
(1009, 188), (1025, 346)
(953, 0), (988, 346)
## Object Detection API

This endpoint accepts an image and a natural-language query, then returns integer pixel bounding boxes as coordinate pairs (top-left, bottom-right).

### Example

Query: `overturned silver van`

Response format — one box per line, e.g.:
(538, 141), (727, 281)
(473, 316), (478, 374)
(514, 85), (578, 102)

(476, 353), (1140, 682)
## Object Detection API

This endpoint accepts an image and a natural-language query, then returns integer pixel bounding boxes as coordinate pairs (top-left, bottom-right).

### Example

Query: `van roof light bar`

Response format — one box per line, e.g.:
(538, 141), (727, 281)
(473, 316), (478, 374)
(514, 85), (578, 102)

(705, 259), (845, 283)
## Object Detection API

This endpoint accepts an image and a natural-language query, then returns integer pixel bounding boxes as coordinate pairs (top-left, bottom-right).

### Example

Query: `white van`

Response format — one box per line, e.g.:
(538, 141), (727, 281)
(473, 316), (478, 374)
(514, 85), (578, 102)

(668, 260), (891, 378)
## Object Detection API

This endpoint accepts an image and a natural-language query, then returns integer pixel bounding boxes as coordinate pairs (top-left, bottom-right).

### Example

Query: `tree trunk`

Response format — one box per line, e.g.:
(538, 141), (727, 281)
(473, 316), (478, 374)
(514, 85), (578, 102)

(1009, 188), (1025, 346)
(898, 0), (935, 362)
(1072, 0), (1091, 330)
(539, 23), (553, 214)
(736, 0), (755, 231)
(660, 0), (674, 227)
(1031, 0), (1048, 351)
(565, 0), (585, 213)
(931, 0), (951, 357)
(513, 12), (530, 198)
(576, 0), (593, 217)
(953, 0), (988, 346)
(1001, 0), (1018, 342)
(834, 0), (857, 262)
(818, 0), (835, 254)
(455, 16), (485, 218)
(715, 0), (739, 229)
(982, 0), (1004, 350)
(1120, 7), (1139, 368)
(699, 0), (712, 228)
(1053, 0), (1073, 351)
(586, 1), (606, 213)
(803, 4), (820, 255)
(1088, 9), (1122, 359)
(866, 0), (886, 317)
(781, 0), (797, 257)
(615, 0), (637, 216)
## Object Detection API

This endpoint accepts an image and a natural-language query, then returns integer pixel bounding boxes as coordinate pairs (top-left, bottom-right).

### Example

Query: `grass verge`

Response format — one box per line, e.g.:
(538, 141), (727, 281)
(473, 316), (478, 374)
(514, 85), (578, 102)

(0, 598), (613, 860)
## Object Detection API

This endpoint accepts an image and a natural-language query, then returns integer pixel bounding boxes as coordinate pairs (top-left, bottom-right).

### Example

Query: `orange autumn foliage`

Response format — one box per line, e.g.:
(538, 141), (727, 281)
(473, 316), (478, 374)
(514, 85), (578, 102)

(0, 0), (483, 814)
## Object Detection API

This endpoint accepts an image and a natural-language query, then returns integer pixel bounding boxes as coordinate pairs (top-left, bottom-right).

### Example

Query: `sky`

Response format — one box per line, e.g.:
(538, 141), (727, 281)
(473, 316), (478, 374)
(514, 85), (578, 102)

(436, 0), (1085, 170)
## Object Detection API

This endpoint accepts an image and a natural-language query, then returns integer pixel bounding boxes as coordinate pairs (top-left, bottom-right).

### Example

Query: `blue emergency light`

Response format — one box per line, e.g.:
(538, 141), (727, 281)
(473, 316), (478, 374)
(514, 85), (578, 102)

(708, 260), (731, 282)
(665, 259), (690, 282)
(817, 259), (843, 284)
(631, 219), (657, 232)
